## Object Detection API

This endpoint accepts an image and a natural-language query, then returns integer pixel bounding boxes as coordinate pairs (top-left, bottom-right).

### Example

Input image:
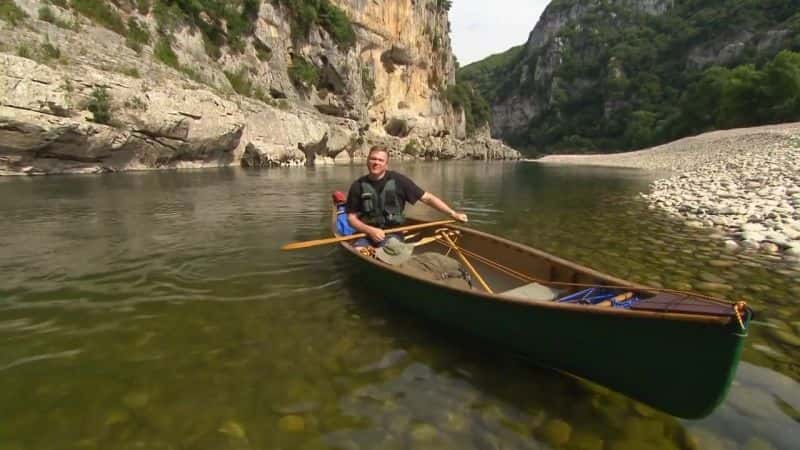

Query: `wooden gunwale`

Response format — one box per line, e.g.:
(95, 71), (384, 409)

(332, 210), (736, 326)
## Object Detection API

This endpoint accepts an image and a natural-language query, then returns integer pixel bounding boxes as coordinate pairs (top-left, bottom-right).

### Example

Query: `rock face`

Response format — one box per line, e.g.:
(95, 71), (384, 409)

(486, 0), (791, 141)
(492, 0), (673, 138)
(0, 0), (519, 175)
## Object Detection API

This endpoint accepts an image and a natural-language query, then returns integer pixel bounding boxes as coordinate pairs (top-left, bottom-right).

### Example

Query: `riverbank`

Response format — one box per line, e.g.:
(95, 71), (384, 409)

(536, 123), (800, 259)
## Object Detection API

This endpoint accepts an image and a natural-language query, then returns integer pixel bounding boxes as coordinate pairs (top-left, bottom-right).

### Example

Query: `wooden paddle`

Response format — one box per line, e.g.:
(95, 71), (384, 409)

(280, 219), (456, 250)
(409, 235), (442, 247)
(440, 231), (494, 294)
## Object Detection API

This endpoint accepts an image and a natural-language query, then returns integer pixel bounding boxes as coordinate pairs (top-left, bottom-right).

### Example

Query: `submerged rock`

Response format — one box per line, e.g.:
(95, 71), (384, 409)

(540, 418), (571, 447)
(278, 414), (305, 432)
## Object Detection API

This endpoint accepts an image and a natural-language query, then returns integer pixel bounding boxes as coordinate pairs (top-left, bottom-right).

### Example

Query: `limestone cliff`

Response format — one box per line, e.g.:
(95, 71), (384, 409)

(491, 0), (674, 139)
(460, 0), (798, 153)
(0, 0), (519, 175)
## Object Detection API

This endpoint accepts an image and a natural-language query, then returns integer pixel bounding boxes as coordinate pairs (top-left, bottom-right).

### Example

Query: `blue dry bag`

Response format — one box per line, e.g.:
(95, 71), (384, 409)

(336, 205), (355, 235)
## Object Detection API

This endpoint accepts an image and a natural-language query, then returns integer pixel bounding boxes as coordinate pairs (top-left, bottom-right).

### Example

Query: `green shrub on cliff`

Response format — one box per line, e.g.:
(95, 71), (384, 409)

(289, 55), (320, 89)
(277, 0), (355, 49)
(317, 0), (355, 48)
(136, 0), (151, 14)
(151, 0), (258, 57)
(88, 87), (112, 125)
(403, 140), (420, 157)
(71, 0), (126, 35)
(152, 1), (186, 33)
(38, 4), (77, 29)
(16, 43), (32, 59)
(0, 0), (28, 25)
(38, 5), (56, 23)
(361, 67), (375, 99)
(224, 67), (254, 97)
(154, 37), (179, 69)
(126, 18), (151, 53)
(254, 39), (272, 61)
(40, 39), (61, 60)
(443, 82), (491, 136)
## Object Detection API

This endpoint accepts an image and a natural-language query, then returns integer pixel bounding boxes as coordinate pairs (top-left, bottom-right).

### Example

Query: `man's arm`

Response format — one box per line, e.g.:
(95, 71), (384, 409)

(347, 213), (386, 243)
(419, 192), (468, 222)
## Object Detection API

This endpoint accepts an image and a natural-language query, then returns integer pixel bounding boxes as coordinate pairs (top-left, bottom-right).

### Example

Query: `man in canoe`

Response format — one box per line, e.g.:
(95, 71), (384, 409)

(346, 145), (468, 244)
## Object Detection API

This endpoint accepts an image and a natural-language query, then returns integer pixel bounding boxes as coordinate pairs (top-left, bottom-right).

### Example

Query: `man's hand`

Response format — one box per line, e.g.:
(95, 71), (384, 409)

(451, 212), (468, 223)
(367, 226), (386, 243)
(420, 192), (468, 224)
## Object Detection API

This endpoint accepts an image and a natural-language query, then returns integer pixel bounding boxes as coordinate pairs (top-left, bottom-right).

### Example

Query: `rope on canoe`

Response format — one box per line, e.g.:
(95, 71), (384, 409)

(431, 231), (750, 329)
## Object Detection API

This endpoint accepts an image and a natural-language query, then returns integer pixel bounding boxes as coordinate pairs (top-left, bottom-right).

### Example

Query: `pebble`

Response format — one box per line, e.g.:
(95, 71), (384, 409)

(687, 428), (725, 450)
(708, 259), (736, 268)
(694, 282), (733, 292)
(540, 419), (571, 447)
(278, 415), (305, 432)
(122, 391), (149, 409)
(642, 140), (800, 259)
(568, 431), (604, 450)
(752, 343), (785, 359)
(218, 420), (247, 439)
(410, 423), (439, 443)
(744, 437), (777, 450)
(765, 328), (800, 347)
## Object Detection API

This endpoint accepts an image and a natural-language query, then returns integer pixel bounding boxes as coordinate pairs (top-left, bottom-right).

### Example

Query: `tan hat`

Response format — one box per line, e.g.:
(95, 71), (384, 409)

(374, 236), (414, 265)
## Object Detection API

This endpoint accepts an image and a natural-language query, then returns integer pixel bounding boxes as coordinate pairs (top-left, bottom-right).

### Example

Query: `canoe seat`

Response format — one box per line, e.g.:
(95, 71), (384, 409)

(501, 282), (561, 302)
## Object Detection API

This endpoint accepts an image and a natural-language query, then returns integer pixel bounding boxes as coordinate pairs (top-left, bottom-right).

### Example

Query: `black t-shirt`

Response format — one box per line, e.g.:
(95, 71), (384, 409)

(345, 171), (425, 215)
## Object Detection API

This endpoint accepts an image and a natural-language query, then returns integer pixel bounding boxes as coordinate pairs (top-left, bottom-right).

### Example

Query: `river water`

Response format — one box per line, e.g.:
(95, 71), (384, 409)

(0, 162), (797, 450)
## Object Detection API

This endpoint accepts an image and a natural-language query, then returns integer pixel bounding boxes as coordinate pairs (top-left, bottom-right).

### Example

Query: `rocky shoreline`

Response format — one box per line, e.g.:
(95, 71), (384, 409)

(536, 123), (800, 260)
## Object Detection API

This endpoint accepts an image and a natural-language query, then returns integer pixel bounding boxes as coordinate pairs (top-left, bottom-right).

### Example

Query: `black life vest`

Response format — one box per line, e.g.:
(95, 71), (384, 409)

(358, 177), (406, 228)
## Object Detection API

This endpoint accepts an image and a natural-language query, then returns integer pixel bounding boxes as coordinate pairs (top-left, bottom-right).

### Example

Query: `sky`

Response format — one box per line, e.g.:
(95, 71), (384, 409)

(450, 0), (552, 66)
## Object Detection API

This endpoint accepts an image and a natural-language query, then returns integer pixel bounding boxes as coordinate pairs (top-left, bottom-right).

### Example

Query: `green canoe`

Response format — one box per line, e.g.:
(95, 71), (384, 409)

(332, 212), (753, 419)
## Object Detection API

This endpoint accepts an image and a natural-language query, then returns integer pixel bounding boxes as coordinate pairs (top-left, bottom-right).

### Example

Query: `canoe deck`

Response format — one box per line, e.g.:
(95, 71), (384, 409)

(631, 292), (736, 317)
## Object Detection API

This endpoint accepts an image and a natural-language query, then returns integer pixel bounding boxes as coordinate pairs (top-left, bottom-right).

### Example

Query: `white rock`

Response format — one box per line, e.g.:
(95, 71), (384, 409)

(741, 223), (766, 232)
(741, 240), (761, 250)
(741, 231), (766, 242)
(724, 240), (740, 251)
(760, 242), (780, 253)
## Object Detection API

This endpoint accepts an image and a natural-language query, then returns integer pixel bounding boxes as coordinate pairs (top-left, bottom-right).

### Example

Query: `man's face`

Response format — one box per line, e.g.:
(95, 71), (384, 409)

(367, 150), (388, 178)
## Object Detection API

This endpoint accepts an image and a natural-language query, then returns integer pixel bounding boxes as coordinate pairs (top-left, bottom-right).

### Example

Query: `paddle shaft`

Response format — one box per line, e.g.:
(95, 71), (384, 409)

(440, 232), (494, 294)
(281, 219), (456, 250)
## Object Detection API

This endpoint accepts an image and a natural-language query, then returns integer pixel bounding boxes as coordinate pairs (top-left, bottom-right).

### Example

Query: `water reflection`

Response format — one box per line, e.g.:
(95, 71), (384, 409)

(0, 163), (798, 449)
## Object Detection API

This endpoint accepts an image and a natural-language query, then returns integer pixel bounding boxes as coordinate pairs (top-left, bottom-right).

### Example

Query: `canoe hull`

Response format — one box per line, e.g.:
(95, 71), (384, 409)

(344, 246), (746, 419)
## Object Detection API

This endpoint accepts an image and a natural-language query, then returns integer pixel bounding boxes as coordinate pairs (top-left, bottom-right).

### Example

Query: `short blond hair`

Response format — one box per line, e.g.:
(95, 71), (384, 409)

(368, 145), (389, 159)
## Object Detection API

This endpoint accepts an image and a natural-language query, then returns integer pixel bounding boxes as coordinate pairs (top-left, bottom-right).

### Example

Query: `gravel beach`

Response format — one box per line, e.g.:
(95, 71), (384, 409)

(535, 122), (800, 258)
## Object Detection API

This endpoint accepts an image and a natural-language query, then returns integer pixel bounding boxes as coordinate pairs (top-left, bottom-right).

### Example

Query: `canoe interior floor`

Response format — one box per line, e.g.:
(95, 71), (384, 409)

(353, 227), (736, 317)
